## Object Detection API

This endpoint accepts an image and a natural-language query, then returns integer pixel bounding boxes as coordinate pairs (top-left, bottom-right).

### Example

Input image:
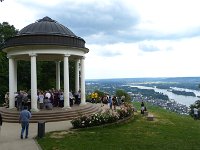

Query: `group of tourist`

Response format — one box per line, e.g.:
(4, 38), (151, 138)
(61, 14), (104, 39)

(107, 96), (118, 110)
(2, 89), (81, 139)
(98, 95), (125, 110)
(3, 89), (81, 111)
(38, 89), (81, 109)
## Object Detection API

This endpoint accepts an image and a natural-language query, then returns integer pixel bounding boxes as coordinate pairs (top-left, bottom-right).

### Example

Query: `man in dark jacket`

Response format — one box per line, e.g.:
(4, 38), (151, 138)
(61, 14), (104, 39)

(19, 106), (31, 139)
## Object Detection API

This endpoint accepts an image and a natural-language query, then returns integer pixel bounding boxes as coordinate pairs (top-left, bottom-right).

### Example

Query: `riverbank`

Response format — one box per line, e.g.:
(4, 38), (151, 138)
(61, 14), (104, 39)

(130, 85), (199, 107)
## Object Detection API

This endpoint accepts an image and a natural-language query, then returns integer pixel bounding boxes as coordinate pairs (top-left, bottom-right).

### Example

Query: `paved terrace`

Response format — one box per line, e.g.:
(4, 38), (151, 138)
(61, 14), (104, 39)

(0, 103), (109, 150)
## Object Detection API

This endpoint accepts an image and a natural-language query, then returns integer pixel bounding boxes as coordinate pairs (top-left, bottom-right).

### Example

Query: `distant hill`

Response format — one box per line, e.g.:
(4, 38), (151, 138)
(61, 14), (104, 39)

(86, 77), (200, 83)
(161, 77), (200, 83)
(86, 77), (200, 91)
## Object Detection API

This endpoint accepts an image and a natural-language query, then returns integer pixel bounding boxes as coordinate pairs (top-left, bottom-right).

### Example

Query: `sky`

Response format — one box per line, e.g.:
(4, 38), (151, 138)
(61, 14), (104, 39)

(1, 0), (200, 79)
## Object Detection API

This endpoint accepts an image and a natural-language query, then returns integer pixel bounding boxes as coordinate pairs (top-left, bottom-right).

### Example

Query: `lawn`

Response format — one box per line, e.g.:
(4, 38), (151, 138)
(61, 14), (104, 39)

(37, 102), (200, 150)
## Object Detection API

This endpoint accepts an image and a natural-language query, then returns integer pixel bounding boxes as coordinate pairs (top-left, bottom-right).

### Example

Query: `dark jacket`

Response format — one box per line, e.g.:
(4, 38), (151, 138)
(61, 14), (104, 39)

(19, 109), (31, 123)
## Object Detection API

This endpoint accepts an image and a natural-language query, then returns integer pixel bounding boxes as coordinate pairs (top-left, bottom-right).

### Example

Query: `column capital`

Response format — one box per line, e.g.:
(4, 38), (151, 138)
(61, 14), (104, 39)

(64, 54), (70, 57)
(7, 55), (13, 59)
(29, 53), (37, 57)
(81, 56), (85, 59)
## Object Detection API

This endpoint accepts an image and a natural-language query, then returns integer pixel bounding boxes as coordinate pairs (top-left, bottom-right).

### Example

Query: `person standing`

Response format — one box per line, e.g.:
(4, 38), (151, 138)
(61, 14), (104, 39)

(193, 107), (198, 120)
(121, 95), (125, 104)
(38, 91), (44, 109)
(19, 106), (31, 139)
(108, 96), (113, 109)
(112, 96), (117, 110)
(59, 92), (64, 107)
(16, 91), (23, 111)
(77, 90), (81, 104)
(0, 113), (2, 132)
(141, 101), (145, 114)
(4, 92), (9, 107)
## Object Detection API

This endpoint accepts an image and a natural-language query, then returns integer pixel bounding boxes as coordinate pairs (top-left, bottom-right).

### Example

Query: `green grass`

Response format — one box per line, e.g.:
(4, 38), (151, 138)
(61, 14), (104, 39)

(37, 102), (200, 150)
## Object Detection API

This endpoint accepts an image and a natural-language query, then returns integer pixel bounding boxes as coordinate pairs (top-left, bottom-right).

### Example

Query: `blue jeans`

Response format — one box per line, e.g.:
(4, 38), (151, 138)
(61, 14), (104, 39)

(21, 121), (29, 138)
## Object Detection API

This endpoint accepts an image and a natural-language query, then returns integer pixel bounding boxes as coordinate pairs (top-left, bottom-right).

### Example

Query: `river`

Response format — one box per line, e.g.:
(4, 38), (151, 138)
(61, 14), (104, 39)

(131, 85), (200, 107)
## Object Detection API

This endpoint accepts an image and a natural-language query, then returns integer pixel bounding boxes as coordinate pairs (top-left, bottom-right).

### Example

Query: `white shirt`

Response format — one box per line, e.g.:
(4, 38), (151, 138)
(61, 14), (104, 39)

(45, 92), (51, 99)
(69, 92), (73, 99)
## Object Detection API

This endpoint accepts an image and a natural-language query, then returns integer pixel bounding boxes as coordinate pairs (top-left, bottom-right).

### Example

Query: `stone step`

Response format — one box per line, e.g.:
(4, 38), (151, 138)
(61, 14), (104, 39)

(0, 104), (102, 123)
(2, 104), (98, 117)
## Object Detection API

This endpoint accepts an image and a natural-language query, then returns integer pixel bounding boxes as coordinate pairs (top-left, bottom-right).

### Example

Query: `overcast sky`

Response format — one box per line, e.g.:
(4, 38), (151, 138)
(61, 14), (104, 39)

(1, 0), (200, 79)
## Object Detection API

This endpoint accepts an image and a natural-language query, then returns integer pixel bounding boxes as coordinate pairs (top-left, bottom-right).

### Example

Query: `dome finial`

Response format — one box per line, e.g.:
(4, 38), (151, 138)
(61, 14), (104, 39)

(37, 16), (56, 22)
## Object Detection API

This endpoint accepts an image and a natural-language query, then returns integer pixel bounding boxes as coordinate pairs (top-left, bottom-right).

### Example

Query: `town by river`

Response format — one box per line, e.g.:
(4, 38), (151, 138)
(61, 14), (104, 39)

(131, 85), (200, 107)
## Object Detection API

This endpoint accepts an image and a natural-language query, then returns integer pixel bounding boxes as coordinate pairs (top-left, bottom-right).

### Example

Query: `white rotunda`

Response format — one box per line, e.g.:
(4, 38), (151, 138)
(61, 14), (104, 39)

(2, 16), (89, 111)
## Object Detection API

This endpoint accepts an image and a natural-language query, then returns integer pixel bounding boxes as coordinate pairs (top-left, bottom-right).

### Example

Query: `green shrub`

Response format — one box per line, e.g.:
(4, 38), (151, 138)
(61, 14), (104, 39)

(71, 104), (133, 129)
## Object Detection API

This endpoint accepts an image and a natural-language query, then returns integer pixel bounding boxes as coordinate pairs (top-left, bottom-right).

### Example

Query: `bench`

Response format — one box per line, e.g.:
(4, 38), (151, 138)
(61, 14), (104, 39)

(147, 114), (154, 121)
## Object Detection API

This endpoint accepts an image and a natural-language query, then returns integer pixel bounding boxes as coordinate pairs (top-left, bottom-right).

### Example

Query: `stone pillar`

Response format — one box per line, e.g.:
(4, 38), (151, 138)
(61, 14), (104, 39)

(8, 57), (16, 109)
(63, 54), (70, 109)
(30, 53), (39, 112)
(80, 56), (86, 105)
(13, 60), (17, 93)
(75, 59), (80, 94)
(56, 61), (61, 90)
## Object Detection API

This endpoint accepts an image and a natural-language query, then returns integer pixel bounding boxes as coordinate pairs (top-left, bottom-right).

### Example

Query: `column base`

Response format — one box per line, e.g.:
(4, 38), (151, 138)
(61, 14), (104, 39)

(8, 107), (17, 110)
(31, 108), (39, 112)
(80, 102), (87, 106)
(62, 106), (71, 110)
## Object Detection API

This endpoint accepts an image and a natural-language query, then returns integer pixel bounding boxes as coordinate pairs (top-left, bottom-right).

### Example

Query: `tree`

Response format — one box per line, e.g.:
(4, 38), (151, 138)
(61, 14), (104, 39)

(0, 22), (18, 104)
(115, 89), (131, 103)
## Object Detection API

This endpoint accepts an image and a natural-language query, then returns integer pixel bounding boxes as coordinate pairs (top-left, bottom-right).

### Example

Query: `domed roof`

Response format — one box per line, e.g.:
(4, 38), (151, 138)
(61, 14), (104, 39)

(3, 16), (87, 50)
(18, 16), (76, 37)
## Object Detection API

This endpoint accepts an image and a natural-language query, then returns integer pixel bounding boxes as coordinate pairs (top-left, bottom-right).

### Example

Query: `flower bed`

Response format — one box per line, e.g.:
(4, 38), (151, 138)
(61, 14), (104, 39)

(71, 103), (134, 129)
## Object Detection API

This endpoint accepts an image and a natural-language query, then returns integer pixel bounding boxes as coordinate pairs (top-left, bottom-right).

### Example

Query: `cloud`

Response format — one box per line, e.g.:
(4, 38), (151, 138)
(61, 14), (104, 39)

(54, 1), (139, 35)
(87, 43), (123, 58)
(16, 0), (140, 44)
(98, 50), (121, 57)
(138, 44), (160, 52)
(9, 0), (200, 45)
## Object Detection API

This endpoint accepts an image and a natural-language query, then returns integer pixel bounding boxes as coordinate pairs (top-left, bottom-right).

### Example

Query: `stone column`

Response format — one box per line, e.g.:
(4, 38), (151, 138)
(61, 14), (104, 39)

(63, 54), (70, 109)
(13, 60), (17, 93)
(30, 53), (39, 112)
(80, 56), (86, 105)
(8, 57), (16, 109)
(75, 59), (80, 94)
(56, 61), (61, 90)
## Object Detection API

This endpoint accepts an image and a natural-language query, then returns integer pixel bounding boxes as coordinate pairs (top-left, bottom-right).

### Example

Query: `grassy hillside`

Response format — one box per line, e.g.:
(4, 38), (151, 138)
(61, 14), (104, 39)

(37, 103), (200, 150)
